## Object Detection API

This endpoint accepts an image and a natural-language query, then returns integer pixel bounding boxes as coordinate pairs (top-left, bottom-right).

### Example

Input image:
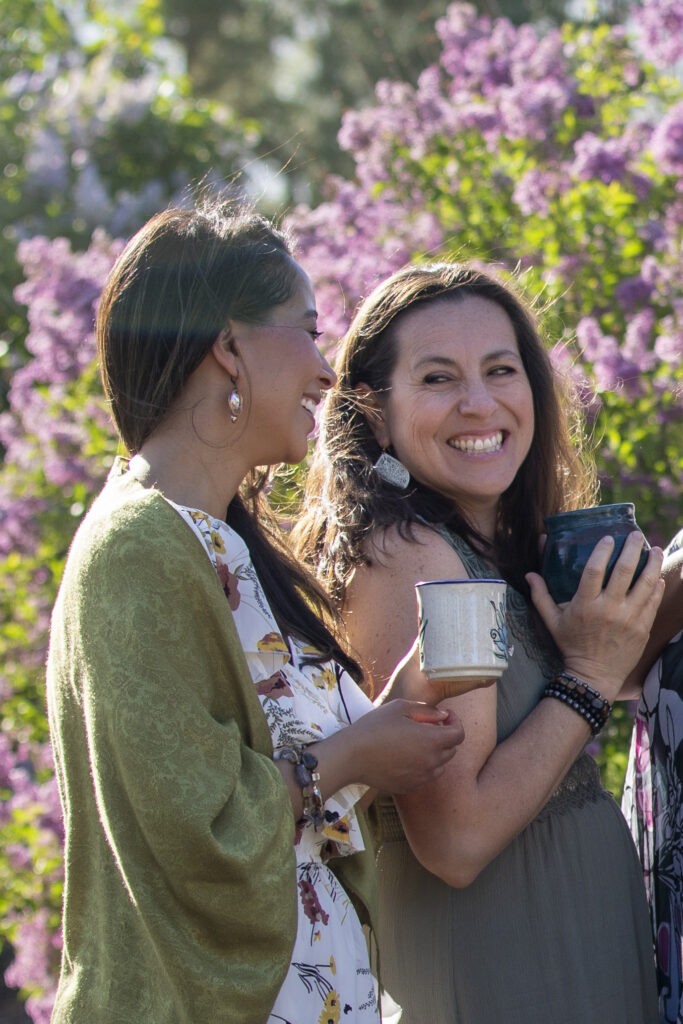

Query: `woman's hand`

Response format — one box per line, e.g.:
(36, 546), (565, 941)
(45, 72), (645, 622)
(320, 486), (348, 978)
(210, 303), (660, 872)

(293, 689), (464, 815)
(343, 698), (465, 794)
(379, 636), (497, 705)
(527, 531), (665, 702)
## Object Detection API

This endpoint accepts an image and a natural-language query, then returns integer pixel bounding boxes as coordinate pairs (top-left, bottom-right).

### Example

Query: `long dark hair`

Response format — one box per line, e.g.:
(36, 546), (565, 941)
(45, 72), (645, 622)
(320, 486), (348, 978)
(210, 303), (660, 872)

(293, 261), (596, 600)
(97, 195), (362, 680)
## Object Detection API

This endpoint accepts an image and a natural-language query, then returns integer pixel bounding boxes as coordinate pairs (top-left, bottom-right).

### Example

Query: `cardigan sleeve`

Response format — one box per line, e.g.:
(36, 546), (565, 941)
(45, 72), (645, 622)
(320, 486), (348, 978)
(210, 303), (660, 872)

(47, 484), (297, 1023)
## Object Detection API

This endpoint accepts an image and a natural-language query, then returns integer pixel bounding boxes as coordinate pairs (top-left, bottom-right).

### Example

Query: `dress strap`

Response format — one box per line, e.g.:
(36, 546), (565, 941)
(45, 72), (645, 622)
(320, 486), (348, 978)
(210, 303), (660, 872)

(417, 520), (493, 579)
(417, 519), (560, 672)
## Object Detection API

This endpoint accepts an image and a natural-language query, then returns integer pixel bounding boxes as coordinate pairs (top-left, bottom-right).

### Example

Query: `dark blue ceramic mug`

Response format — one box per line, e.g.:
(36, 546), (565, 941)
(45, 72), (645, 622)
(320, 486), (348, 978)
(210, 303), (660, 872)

(541, 503), (650, 604)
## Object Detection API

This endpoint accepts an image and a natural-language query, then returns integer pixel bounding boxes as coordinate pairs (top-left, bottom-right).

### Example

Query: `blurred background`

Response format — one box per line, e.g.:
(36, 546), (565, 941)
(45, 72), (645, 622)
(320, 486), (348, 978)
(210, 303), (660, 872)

(1, 0), (681, 1019)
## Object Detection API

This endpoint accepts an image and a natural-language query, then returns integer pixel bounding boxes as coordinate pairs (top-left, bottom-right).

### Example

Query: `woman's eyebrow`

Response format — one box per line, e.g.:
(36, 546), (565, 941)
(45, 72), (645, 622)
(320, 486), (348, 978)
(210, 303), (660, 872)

(413, 354), (458, 370)
(413, 347), (520, 369)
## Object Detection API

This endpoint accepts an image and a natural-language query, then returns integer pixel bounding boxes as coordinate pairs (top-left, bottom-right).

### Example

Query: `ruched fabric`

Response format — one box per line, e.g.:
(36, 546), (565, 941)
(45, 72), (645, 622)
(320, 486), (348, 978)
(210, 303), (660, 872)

(372, 527), (658, 1024)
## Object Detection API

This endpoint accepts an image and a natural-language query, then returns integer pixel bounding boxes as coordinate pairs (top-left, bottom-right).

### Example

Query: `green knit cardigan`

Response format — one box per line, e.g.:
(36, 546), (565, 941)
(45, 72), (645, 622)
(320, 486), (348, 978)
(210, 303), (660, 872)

(47, 462), (299, 1024)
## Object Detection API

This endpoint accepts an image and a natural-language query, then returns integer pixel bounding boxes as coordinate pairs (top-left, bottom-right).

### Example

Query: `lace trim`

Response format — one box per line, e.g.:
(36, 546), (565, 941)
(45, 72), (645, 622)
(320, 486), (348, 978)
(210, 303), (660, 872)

(372, 753), (606, 846)
(533, 752), (609, 822)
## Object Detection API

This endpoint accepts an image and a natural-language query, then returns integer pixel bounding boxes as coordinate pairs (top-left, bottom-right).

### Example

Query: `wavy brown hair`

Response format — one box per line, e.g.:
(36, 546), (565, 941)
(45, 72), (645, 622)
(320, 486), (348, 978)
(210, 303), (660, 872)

(97, 195), (362, 680)
(293, 261), (596, 600)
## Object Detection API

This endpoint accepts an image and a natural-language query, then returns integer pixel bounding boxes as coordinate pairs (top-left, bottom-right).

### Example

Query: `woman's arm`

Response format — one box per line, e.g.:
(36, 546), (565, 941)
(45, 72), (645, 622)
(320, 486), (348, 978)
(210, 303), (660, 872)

(343, 524), (664, 888)
(274, 688), (465, 821)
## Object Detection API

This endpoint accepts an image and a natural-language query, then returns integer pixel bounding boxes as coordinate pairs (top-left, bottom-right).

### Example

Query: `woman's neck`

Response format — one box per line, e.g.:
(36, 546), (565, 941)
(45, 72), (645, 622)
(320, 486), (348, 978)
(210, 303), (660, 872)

(132, 433), (244, 522)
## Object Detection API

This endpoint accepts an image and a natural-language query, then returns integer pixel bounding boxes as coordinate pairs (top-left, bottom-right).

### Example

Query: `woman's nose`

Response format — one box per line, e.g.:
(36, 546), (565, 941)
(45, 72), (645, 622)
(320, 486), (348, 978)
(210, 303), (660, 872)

(457, 378), (497, 415)
(319, 354), (338, 390)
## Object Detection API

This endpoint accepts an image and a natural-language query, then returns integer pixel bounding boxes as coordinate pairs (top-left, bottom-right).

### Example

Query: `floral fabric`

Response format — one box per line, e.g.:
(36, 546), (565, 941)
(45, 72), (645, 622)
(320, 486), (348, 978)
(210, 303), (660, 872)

(623, 528), (683, 1024)
(172, 504), (379, 1024)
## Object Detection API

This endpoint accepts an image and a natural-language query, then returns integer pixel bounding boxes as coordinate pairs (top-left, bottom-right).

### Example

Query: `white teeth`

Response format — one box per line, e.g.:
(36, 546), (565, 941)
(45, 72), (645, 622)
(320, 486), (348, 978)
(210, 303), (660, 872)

(301, 398), (317, 415)
(448, 431), (503, 453)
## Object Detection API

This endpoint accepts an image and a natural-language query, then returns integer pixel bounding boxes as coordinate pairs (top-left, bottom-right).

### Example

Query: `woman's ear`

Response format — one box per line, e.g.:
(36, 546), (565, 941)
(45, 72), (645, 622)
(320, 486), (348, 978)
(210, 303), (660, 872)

(355, 383), (391, 448)
(211, 328), (239, 380)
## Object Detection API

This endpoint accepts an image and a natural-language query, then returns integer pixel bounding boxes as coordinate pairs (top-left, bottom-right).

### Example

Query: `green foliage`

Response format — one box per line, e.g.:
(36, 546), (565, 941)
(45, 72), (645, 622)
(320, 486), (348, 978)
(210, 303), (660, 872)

(0, 0), (250, 397)
(595, 702), (636, 797)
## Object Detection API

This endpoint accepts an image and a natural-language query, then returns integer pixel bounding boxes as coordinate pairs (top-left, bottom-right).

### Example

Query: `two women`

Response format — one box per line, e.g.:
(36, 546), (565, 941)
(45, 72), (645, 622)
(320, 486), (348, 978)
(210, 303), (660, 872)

(46, 202), (464, 1023)
(295, 262), (665, 1023)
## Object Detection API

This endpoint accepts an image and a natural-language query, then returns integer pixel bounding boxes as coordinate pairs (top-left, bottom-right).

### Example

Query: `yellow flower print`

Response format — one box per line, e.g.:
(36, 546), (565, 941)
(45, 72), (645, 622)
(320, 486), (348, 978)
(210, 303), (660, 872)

(210, 530), (226, 554)
(189, 510), (211, 526)
(323, 815), (351, 844)
(257, 631), (289, 653)
(329, 955), (336, 975)
(318, 990), (341, 1024)
(313, 666), (336, 690)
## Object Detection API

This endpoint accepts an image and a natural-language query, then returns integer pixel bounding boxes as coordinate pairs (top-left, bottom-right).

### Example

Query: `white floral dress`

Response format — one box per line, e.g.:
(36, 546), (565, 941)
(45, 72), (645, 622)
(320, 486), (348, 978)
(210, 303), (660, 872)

(171, 504), (379, 1024)
(623, 528), (683, 1024)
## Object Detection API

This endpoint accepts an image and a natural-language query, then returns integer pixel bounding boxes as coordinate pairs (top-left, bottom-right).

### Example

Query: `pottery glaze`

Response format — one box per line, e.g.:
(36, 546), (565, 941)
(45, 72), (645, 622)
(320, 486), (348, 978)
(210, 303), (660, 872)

(541, 503), (650, 604)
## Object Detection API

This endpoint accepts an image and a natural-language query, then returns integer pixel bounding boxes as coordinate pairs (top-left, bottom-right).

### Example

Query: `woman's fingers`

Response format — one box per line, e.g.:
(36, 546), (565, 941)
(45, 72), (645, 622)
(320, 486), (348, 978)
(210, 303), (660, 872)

(573, 534), (616, 598)
(404, 703), (451, 724)
(528, 533), (666, 698)
(600, 531), (648, 594)
(612, 543), (664, 604)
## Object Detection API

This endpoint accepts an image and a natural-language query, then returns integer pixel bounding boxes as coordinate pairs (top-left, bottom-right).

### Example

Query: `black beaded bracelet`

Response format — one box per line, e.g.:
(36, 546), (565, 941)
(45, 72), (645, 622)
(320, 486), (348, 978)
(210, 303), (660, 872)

(277, 745), (325, 829)
(542, 671), (613, 736)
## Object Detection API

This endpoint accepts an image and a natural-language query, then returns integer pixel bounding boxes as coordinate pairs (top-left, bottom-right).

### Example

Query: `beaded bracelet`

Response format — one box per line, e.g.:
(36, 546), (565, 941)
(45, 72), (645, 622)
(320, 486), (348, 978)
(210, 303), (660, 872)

(277, 745), (325, 829)
(542, 671), (613, 736)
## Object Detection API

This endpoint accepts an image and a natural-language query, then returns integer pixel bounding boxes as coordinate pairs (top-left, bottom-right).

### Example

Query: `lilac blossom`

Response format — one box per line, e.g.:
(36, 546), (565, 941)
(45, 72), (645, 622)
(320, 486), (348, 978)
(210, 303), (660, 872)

(650, 101), (683, 176)
(633, 0), (683, 68)
(570, 132), (630, 184)
(615, 275), (654, 310)
(513, 168), (569, 216)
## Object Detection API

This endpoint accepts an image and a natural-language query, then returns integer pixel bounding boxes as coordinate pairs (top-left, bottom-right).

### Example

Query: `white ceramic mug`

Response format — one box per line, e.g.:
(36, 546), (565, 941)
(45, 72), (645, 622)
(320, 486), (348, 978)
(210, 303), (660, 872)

(415, 578), (510, 682)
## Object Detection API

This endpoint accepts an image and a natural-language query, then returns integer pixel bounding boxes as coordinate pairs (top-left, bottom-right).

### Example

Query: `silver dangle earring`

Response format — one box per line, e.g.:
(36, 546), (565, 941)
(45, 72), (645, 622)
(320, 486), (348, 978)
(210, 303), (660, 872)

(228, 379), (242, 423)
(372, 450), (410, 489)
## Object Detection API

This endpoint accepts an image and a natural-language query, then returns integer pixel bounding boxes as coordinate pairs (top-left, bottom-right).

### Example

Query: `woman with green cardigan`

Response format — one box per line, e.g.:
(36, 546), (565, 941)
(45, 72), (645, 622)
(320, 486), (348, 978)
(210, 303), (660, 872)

(46, 196), (464, 1023)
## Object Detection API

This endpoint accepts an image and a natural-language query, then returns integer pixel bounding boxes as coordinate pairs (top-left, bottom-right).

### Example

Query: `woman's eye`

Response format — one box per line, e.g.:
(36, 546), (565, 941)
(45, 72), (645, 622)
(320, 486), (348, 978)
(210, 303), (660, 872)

(309, 329), (324, 341)
(488, 364), (516, 376)
(423, 373), (451, 384)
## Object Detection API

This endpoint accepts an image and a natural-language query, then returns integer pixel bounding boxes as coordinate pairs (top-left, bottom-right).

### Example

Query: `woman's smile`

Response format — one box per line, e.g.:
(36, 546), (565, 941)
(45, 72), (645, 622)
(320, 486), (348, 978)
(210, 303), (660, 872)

(447, 430), (505, 453)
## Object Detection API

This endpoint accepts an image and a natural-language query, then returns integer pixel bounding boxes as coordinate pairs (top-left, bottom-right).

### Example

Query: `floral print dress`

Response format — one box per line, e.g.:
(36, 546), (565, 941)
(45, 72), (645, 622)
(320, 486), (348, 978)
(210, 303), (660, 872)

(171, 504), (379, 1024)
(623, 528), (683, 1024)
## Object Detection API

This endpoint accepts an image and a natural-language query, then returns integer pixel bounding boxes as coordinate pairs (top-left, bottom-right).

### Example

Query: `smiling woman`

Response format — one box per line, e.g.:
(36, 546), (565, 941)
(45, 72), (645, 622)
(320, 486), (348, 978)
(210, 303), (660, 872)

(45, 203), (467, 1024)
(293, 260), (665, 1024)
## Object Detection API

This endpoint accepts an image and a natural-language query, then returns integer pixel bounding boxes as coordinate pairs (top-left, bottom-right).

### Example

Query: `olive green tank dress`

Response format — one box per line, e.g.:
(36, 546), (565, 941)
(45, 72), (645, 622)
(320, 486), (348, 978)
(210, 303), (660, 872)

(373, 529), (658, 1024)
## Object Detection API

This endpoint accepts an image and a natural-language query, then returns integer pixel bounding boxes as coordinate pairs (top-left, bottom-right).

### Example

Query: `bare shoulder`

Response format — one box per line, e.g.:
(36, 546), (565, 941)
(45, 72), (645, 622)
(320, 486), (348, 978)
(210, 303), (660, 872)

(343, 522), (470, 691)
(360, 521), (468, 583)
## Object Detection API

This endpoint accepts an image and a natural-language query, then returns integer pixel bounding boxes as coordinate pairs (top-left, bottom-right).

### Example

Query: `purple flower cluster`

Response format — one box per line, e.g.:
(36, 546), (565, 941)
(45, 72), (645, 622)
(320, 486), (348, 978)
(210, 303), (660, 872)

(291, 179), (443, 344)
(650, 101), (683, 176)
(0, 231), (119, 537)
(0, 234), (119, 1017)
(633, 0), (683, 68)
(290, 3), (683, 408)
(0, 734), (62, 1024)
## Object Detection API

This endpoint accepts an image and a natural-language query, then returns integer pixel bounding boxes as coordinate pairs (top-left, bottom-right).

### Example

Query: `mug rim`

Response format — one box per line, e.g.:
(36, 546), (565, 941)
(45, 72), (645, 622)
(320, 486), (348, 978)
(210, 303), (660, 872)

(416, 578), (506, 587)
(545, 502), (635, 523)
